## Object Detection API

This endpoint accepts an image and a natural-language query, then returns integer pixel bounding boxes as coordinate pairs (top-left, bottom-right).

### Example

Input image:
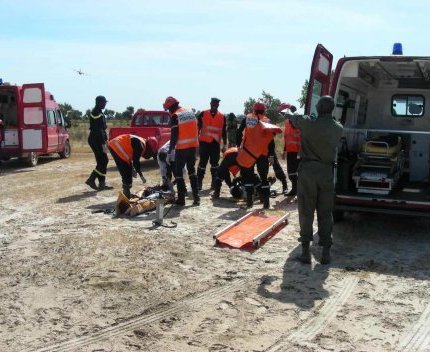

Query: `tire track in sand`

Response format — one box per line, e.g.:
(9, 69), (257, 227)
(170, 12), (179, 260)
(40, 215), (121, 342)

(265, 276), (359, 352)
(399, 304), (430, 352)
(27, 278), (246, 352)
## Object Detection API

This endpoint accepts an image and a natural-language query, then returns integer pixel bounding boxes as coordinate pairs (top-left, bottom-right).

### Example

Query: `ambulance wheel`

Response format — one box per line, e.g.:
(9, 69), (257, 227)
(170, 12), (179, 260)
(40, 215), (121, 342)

(25, 152), (39, 167)
(59, 140), (71, 159)
(333, 210), (344, 222)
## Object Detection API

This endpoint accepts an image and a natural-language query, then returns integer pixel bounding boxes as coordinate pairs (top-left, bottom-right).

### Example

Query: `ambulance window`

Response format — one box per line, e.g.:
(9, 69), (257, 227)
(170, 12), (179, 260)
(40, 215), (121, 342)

(310, 80), (323, 117)
(392, 95), (424, 117)
(56, 110), (64, 126)
(47, 110), (56, 126)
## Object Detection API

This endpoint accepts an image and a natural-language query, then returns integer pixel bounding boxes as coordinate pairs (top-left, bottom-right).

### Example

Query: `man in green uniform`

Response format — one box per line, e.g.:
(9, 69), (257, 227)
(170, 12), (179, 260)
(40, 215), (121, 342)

(226, 113), (238, 147)
(283, 96), (343, 264)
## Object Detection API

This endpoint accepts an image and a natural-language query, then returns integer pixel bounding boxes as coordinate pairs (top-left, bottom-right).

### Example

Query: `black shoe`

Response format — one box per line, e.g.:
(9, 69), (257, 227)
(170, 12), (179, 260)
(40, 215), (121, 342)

(297, 242), (311, 264)
(98, 183), (114, 191)
(85, 178), (98, 191)
(321, 247), (331, 265)
(175, 198), (185, 206)
(193, 198), (200, 206)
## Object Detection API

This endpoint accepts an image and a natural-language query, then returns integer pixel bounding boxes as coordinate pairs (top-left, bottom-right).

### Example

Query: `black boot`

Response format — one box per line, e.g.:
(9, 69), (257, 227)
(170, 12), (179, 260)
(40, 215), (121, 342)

(212, 178), (222, 199)
(281, 178), (288, 195)
(245, 186), (254, 208)
(85, 171), (98, 191)
(297, 242), (311, 264)
(122, 184), (131, 199)
(197, 167), (205, 191)
(261, 186), (270, 209)
(321, 246), (331, 265)
(286, 177), (297, 196)
(97, 175), (114, 191)
(210, 166), (218, 190)
(190, 174), (200, 206)
(175, 178), (186, 206)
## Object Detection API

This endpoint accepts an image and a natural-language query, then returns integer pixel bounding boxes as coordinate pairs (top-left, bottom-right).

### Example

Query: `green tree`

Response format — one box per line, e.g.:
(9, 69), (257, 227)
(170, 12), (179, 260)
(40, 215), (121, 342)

(59, 103), (83, 126)
(298, 79), (309, 109)
(104, 109), (115, 120)
(122, 106), (135, 120)
(243, 90), (282, 123)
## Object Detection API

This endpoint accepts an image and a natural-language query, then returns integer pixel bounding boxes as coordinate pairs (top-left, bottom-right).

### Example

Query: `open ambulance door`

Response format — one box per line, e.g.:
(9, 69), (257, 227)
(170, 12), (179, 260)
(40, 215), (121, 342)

(20, 83), (47, 152)
(305, 44), (333, 116)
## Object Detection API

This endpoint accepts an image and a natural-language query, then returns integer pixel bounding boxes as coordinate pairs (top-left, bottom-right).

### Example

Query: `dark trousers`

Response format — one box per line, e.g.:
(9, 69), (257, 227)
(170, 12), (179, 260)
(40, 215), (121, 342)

(297, 161), (334, 247)
(174, 148), (199, 200)
(241, 156), (270, 206)
(88, 134), (108, 182)
(287, 151), (300, 186)
(198, 140), (221, 184)
(109, 148), (133, 187)
(272, 153), (287, 182)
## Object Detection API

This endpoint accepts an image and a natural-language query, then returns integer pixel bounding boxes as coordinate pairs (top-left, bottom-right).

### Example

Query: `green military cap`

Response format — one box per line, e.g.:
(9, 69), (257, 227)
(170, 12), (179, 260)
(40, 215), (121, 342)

(210, 97), (221, 103)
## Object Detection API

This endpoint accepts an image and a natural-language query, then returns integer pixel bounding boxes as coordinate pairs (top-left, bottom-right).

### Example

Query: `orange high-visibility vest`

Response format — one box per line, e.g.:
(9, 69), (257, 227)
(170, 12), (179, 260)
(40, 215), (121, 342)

(236, 114), (282, 168)
(223, 147), (240, 176)
(199, 110), (224, 143)
(174, 107), (199, 150)
(284, 120), (301, 152)
(108, 134), (145, 164)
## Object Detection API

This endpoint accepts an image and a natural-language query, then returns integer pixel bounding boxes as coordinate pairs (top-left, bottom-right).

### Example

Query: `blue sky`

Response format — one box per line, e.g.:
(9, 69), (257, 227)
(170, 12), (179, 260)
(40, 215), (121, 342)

(2, 0), (429, 115)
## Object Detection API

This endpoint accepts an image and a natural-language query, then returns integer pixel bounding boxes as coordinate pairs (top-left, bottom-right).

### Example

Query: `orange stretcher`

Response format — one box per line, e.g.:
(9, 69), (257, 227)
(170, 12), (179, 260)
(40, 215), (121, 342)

(214, 211), (288, 250)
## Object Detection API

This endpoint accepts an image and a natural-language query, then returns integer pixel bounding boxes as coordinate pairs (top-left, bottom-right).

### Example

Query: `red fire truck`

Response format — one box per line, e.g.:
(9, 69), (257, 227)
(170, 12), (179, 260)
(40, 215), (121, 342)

(0, 82), (71, 166)
(305, 43), (430, 218)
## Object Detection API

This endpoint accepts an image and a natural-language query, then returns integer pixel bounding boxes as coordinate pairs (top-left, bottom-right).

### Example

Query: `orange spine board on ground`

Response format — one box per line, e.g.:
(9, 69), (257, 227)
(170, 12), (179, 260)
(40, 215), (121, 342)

(214, 211), (288, 250)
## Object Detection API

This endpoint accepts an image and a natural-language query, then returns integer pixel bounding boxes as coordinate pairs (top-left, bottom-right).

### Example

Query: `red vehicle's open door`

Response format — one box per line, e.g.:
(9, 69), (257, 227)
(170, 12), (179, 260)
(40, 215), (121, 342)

(21, 83), (47, 152)
(305, 44), (333, 116)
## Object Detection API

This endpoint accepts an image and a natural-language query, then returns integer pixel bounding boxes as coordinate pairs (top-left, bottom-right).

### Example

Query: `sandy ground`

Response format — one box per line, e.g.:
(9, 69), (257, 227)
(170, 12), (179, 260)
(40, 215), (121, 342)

(0, 152), (429, 352)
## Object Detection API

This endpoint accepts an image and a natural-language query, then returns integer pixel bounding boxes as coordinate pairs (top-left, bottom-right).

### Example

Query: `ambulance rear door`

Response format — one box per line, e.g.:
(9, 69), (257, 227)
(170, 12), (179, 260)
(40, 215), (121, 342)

(305, 44), (333, 115)
(20, 83), (47, 152)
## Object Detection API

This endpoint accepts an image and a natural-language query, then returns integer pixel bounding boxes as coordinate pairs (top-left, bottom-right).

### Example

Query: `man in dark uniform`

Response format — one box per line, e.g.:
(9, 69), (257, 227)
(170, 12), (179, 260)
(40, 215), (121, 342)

(282, 96), (343, 264)
(197, 97), (227, 190)
(85, 95), (112, 191)
(164, 96), (200, 206)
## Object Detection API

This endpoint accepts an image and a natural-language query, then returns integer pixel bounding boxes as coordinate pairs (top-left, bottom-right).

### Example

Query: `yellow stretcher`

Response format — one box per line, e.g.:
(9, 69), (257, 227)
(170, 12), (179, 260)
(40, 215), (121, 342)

(353, 135), (404, 195)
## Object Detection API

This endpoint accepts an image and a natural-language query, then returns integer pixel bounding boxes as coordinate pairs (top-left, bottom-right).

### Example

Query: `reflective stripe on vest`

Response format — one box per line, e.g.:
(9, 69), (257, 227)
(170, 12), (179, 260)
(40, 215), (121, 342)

(199, 110), (224, 143)
(108, 134), (133, 163)
(175, 108), (199, 149)
(108, 134), (145, 164)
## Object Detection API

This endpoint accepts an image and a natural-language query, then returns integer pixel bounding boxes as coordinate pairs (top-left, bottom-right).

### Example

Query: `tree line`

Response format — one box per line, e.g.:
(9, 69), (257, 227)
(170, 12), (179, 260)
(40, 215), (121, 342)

(59, 83), (309, 126)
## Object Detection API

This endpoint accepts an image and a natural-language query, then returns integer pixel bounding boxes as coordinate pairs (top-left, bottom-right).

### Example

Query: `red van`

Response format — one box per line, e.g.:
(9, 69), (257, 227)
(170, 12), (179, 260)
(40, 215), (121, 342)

(0, 82), (71, 166)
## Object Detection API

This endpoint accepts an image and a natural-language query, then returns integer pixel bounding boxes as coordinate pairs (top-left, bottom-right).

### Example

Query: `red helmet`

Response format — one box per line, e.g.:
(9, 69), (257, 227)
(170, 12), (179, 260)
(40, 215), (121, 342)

(277, 103), (291, 113)
(145, 137), (158, 154)
(163, 96), (179, 110)
(253, 102), (266, 112)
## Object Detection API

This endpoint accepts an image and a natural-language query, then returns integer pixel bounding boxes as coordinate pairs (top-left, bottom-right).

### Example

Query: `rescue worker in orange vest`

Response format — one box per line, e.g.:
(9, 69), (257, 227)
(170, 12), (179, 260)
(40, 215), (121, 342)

(197, 97), (227, 190)
(278, 103), (300, 196)
(108, 134), (154, 198)
(236, 102), (282, 208)
(212, 147), (241, 198)
(240, 112), (289, 195)
(163, 96), (200, 206)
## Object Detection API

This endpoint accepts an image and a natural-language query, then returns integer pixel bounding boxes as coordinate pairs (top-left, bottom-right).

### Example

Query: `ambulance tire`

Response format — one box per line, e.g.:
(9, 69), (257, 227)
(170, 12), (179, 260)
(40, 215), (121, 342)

(59, 140), (71, 159)
(24, 152), (39, 167)
(333, 210), (345, 222)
